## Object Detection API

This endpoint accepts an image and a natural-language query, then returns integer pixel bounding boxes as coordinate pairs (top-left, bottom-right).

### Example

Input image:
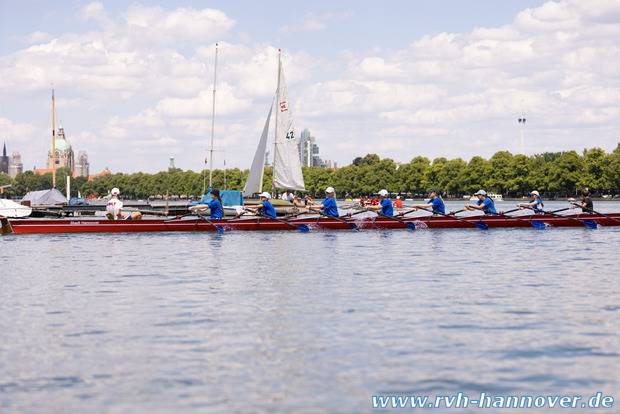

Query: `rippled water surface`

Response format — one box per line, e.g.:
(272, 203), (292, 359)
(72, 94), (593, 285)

(1, 202), (619, 413)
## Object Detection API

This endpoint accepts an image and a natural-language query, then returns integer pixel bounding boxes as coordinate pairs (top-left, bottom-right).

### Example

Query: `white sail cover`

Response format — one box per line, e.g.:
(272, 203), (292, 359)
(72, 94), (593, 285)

(243, 100), (274, 196)
(273, 61), (305, 191)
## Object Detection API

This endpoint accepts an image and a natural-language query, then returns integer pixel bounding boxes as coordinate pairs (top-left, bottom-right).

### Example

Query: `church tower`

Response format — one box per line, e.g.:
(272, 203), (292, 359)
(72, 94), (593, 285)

(0, 143), (9, 174)
(46, 123), (74, 172)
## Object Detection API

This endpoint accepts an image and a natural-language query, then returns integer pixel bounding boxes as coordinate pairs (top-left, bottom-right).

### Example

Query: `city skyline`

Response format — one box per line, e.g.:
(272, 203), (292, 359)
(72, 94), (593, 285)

(0, 0), (619, 174)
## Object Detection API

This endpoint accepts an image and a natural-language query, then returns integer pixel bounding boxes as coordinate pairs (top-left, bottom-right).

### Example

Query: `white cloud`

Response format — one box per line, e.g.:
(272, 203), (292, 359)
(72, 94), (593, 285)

(1, 0), (619, 173)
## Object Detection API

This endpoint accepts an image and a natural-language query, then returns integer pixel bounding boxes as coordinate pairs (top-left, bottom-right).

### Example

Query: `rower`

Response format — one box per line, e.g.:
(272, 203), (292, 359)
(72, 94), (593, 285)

(569, 188), (593, 212)
(309, 187), (339, 216)
(393, 196), (403, 209)
(411, 189), (445, 214)
(106, 188), (142, 220)
(245, 192), (277, 218)
(367, 189), (393, 216)
(189, 188), (224, 218)
(465, 189), (497, 214)
(517, 190), (544, 214)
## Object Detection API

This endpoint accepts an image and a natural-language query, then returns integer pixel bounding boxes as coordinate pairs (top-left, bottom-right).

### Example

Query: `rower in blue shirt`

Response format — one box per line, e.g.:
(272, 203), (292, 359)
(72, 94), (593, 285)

(517, 190), (544, 214)
(367, 189), (393, 216)
(465, 189), (497, 214)
(246, 192), (277, 218)
(311, 187), (339, 216)
(411, 188), (445, 214)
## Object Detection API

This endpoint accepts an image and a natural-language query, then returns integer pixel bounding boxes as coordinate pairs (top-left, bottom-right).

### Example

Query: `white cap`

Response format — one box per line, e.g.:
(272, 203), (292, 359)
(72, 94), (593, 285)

(111, 187), (120, 195)
(377, 189), (389, 197)
(530, 190), (540, 196)
(397, 196), (401, 199)
(325, 187), (335, 193)
(474, 189), (486, 196)
(258, 192), (271, 199)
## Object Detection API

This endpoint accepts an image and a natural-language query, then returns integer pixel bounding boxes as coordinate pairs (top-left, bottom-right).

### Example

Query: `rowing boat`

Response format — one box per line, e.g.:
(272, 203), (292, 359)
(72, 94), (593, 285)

(2, 212), (620, 234)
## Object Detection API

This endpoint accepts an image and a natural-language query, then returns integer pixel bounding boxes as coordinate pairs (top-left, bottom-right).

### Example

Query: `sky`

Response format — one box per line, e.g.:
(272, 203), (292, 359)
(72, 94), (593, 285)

(0, 0), (619, 174)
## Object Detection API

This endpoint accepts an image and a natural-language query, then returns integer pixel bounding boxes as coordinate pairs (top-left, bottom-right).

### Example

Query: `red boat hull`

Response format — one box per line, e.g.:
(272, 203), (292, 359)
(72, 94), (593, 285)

(3, 213), (620, 234)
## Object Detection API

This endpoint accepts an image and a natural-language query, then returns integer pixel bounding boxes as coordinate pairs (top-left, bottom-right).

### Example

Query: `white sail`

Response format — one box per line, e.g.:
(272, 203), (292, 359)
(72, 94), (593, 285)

(243, 99), (274, 196)
(273, 60), (305, 191)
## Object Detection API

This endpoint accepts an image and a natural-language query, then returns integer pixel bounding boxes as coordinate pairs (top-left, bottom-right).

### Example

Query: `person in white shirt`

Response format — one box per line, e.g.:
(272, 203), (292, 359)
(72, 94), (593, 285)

(106, 188), (142, 220)
(281, 190), (295, 203)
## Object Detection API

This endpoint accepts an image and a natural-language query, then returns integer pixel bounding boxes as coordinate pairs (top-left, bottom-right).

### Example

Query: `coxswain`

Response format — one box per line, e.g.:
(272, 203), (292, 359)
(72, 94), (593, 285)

(411, 189), (445, 214)
(465, 189), (497, 214)
(106, 187), (142, 220)
(367, 189), (393, 216)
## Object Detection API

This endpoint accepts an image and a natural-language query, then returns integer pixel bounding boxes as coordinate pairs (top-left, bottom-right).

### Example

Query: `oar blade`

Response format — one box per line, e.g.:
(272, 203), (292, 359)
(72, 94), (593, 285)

(216, 226), (224, 234)
(298, 225), (310, 233)
(531, 221), (547, 229)
(406, 222), (416, 231)
(347, 222), (359, 230)
(475, 222), (489, 230)
(582, 220), (598, 229)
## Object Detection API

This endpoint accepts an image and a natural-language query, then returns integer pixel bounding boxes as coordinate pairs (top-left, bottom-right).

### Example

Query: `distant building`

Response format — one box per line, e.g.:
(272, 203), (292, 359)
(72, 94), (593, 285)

(298, 128), (322, 167)
(0, 143), (8, 174)
(322, 159), (338, 169)
(46, 124), (75, 172)
(8, 152), (23, 178)
(75, 150), (89, 177)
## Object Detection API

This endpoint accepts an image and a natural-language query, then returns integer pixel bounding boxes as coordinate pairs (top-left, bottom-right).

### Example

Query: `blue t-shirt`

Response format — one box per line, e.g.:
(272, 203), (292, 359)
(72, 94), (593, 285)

(530, 198), (543, 213)
(477, 197), (497, 213)
(429, 197), (445, 214)
(380, 198), (393, 216)
(259, 200), (277, 218)
(208, 199), (223, 219)
(321, 197), (339, 217)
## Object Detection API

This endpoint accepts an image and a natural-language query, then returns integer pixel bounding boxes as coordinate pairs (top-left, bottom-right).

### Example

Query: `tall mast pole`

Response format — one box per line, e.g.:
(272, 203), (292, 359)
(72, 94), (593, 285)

(272, 49), (281, 197)
(52, 85), (56, 188)
(208, 43), (218, 193)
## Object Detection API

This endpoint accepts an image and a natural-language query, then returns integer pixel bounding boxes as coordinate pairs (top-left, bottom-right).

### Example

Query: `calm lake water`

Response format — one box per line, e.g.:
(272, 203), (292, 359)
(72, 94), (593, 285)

(1, 201), (619, 413)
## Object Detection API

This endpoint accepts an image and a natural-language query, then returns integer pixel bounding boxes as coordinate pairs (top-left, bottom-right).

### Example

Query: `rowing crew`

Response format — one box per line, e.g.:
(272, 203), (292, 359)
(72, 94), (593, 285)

(187, 186), (596, 220)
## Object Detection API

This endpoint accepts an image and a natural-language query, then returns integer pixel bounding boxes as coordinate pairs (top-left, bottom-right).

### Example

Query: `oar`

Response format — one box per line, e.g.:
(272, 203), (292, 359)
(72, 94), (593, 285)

(524, 206), (597, 229)
(345, 208), (372, 218)
(499, 207), (524, 215)
(417, 207), (488, 230)
(308, 207), (358, 230)
(570, 202), (620, 225)
(194, 211), (224, 234)
(372, 210), (416, 231)
(490, 210), (546, 229)
(246, 208), (309, 232)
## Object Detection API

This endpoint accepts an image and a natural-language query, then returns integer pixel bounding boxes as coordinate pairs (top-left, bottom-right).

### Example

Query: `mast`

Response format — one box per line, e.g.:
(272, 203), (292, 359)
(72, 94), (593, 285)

(208, 43), (218, 193)
(272, 49), (281, 197)
(52, 86), (56, 188)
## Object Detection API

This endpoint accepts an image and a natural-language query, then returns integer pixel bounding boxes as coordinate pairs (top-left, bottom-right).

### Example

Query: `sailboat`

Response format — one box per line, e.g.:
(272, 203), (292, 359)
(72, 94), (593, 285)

(243, 51), (305, 196)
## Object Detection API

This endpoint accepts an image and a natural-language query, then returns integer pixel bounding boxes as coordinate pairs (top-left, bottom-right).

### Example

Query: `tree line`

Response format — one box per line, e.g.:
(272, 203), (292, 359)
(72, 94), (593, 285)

(1, 145), (619, 199)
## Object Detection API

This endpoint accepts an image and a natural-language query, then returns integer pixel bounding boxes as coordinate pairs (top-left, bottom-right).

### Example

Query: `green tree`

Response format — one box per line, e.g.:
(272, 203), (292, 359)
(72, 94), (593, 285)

(486, 151), (513, 194)
(396, 156), (430, 195)
(422, 157), (447, 190)
(461, 156), (489, 194)
(580, 147), (608, 192)
(548, 151), (584, 195)
(604, 144), (620, 192)
(507, 154), (533, 195)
